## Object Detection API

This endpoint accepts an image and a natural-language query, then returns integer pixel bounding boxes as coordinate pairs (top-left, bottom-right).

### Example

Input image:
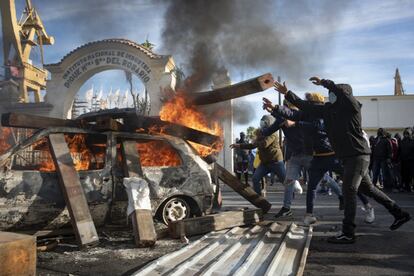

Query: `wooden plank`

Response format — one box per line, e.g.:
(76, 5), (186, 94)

(187, 73), (274, 105)
(123, 115), (220, 147)
(121, 140), (156, 247)
(76, 109), (220, 148)
(1, 111), (220, 148)
(214, 163), (272, 213)
(121, 140), (143, 177)
(94, 116), (122, 131)
(1, 112), (78, 129)
(0, 231), (36, 276)
(130, 210), (156, 247)
(48, 133), (99, 248)
(168, 209), (262, 239)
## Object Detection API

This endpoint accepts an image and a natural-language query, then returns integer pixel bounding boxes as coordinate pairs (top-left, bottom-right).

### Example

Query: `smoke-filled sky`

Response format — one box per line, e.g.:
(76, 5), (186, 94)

(1, 0), (414, 133)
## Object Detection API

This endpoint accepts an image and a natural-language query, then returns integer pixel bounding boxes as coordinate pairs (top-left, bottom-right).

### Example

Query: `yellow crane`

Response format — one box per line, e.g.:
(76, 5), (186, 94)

(1, 0), (54, 103)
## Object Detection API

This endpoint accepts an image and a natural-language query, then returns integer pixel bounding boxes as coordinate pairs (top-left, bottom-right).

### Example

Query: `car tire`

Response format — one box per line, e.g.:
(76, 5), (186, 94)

(161, 197), (191, 224)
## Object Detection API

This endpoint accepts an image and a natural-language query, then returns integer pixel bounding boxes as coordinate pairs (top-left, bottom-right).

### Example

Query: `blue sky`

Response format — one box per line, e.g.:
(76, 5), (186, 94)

(1, 0), (413, 134)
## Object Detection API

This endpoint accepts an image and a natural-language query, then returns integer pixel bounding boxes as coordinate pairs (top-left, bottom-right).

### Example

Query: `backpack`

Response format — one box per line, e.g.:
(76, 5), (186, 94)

(253, 153), (261, 169)
(390, 138), (399, 161)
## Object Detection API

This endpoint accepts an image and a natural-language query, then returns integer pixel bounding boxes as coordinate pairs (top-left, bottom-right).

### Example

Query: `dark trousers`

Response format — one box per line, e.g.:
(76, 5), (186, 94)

(401, 160), (414, 191)
(306, 155), (370, 213)
(306, 156), (343, 213)
(372, 158), (395, 190)
(342, 155), (402, 236)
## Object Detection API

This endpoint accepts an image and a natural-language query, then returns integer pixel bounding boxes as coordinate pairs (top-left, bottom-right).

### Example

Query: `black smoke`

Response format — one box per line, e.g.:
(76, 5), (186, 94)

(232, 100), (256, 125)
(159, 0), (351, 92)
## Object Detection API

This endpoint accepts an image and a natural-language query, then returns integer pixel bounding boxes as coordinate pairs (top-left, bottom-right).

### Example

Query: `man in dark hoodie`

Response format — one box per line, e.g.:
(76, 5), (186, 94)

(400, 128), (414, 192)
(273, 77), (411, 244)
(263, 92), (375, 225)
(235, 132), (249, 186)
(372, 128), (394, 191)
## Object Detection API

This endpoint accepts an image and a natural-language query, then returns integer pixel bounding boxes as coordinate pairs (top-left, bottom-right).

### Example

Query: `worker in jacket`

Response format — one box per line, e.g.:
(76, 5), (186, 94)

(230, 115), (286, 195)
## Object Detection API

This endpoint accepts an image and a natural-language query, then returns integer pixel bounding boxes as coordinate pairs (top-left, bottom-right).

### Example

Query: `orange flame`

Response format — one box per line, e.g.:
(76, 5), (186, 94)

(0, 127), (14, 155)
(116, 140), (181, 167)
(137, 140), (181, 166)
(35, 134), (105, 172)
(159, 93), (223, 157)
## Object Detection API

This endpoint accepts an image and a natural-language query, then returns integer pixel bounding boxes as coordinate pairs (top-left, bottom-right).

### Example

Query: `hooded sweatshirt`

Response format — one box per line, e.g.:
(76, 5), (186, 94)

(239, 115), (283, 163)
(272, 104), (334, 156)
(400, 129), (414, 161)
(285, 79), (371, 158)
(262, 110), (313, 159)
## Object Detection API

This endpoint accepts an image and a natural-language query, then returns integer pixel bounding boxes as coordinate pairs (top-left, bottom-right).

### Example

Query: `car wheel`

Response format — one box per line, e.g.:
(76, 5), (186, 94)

(162, 197), (190, 224)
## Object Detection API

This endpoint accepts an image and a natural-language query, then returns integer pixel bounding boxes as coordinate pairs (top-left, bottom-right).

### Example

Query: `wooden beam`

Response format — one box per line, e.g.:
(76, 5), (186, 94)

(121, 140), (156, 247)
(168, 209), (263, 239)
(130, 210), (157, 247)
(68, 109), (221, 148)
(48, 133), (99, 248)
(2, 107), (220, 148)
(188, 73), (274, 105)
(94, 116), (122, 131)
(1, 112), (78, 129)
(214, 163), (272, 213)
(123, 115), (220, 147)
(0, 231), (36, 276)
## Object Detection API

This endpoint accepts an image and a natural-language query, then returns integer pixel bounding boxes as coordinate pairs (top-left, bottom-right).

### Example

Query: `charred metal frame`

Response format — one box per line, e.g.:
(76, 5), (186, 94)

(0, 127), (214, 230)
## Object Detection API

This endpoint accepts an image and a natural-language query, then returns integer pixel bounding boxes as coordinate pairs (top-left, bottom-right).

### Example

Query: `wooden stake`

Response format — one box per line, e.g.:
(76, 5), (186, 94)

(214, 163), (272, 213)
(48, 133), (99, 248)
(121, 140), (156, 247)
(188, 73), (274, 105)
(0, 231), (36, 276)
(2, 112), (78, 129)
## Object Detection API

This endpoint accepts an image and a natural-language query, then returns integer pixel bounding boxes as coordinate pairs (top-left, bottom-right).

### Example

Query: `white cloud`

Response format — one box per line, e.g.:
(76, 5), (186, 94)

(38, 1), (162, 22)
(287, 0), (414, 42)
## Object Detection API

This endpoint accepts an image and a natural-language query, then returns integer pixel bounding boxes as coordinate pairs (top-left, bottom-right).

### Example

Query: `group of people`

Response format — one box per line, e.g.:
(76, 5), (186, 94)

(369, 127), (414, 193)
(230, 77), (411, 244)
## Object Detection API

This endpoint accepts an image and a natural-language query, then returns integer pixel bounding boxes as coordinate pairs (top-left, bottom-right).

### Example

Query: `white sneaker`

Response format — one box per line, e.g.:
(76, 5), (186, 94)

(364, 207), (375, 224)
(304, 214), (317, 226)
(293, 180), (303, 194)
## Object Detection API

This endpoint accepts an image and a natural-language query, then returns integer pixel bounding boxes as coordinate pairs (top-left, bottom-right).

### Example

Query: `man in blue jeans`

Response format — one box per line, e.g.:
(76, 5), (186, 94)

(261, 100), (313, 218)
(230, 115), (286, 195)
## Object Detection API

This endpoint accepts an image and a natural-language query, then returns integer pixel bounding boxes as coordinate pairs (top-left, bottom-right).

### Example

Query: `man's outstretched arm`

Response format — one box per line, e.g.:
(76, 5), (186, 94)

(273, 80), (324, 118)
(316, 77), (359, 112)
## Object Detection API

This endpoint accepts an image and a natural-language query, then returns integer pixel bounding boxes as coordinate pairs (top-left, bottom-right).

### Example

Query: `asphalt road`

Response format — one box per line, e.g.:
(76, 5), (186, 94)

(221, 183), (414, 276)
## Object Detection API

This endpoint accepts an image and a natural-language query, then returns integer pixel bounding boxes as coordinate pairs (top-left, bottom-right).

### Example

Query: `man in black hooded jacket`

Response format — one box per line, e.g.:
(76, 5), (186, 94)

(400, 128), (414, 192)
(372, 128), (394, 190)
(273, 77), (411, 244)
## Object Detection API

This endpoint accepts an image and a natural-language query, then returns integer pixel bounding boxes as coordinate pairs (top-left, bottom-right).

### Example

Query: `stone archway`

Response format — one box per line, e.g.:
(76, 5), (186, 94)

(44, 39), (176, 118)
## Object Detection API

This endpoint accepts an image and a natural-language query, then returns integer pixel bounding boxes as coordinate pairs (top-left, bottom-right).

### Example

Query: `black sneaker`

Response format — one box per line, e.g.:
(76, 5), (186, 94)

(327, 233), (356, 244)
(274, 207), (292, 218)
(390, 212), (411, 230)
(339, 196), (344, 211)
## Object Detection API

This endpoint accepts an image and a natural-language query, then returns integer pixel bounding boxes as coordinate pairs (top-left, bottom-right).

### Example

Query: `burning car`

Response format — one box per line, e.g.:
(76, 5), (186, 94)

(0, 73), (275, 232)
(0, 125), (215, 230)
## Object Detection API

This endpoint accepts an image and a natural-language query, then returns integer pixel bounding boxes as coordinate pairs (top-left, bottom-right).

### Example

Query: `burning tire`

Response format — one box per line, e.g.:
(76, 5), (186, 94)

(161, 197), (190, 224)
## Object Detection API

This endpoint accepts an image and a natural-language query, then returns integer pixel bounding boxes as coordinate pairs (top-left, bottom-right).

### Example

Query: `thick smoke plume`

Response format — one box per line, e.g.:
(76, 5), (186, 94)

(232, 100), (256, 125)
(160, 0), (350, 92)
